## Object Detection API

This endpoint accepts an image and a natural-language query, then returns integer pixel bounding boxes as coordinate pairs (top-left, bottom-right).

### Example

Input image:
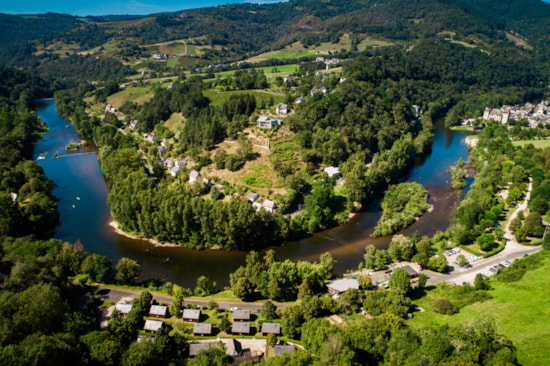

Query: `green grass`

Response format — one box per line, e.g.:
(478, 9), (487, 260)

(245, 38), (393, 62)
(512, 139), (550, 149)
(241, 164), (273, 188)
(408, 251), (550, 366)
(203, 89), (286, 108)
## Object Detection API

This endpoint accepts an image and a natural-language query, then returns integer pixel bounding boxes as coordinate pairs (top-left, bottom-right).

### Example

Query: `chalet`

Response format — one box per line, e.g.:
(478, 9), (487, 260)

(245, 192), (259, 203)
(193, 323), (213, 336)
(231, 321), (251, 335)
(233, 309), (251, 322)
(274, 345), (295, 357)
(257, 116), (281, 129)
(261, 322), (280, 336)
(105, 104), (117, 113)
(170, 166), (180, 177)
(275, 103), (288, 117)
(323, 166), (341, 179)
(189, 170), (201, 184)
(115, 303), (132, 316)
(326, 279), (359, 296)
(175, 158), (187, 169)
(339, 76), (347, 83)
(149, 305), (168, 318)
(261, 199), (277, 213)
(189, 343), (210, 357)
(183, 309), (201, 323)
(315, 71), (327, 77)
(283, 76), (296, 84)
(144, 319), (163, 333)
(295, 96), (306, 104)
(129, 120), (139, 130)
(400, 265), (418, 278)
(310, 87), (328, 96)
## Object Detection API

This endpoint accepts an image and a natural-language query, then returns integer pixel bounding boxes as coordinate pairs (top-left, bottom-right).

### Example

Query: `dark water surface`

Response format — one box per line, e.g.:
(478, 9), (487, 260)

(35, 99), (471, 287)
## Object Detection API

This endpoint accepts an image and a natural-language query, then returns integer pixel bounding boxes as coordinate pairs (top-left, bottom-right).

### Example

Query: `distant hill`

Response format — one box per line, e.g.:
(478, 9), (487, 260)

(0, 0), (548, 79)
(0, 12), (83, 45)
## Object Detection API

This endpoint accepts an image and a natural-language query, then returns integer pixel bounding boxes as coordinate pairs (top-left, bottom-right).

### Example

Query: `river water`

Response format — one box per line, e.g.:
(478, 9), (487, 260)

(34, 99), (471, 288)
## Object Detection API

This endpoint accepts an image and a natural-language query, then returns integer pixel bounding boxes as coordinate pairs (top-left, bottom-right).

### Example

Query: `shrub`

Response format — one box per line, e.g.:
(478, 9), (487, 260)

(431, 299), (458, 315)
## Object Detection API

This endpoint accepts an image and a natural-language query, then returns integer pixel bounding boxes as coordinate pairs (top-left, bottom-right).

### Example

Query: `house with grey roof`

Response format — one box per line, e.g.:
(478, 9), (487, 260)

(261, 322), (280, 336)
(193, 323), (213, 336)
(274, 345), (295, 357)
(149, 305), (168, 318)
(144, 319), (163, 333)
(183, 309), (201, 323)
(231, 322), (251, 335)
(326, 278), (359, 296)
(233, 309), (251, 322)
(189, 343), (210, 357)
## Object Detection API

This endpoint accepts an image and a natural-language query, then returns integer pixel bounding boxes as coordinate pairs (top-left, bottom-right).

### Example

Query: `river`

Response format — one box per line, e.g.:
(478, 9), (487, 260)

(34, 99), (471, 288)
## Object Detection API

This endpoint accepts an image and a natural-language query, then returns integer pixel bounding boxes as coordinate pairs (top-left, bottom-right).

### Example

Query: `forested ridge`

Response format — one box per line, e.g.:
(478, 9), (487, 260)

(43, 0), (548, 250)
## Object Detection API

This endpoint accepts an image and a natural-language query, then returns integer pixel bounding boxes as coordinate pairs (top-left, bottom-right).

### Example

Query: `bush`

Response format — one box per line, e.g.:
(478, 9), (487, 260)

(431, 299), (458, 315)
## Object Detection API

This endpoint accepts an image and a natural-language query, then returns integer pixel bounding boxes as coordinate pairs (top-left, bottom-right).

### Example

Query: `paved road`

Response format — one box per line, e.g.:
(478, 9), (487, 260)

(425, 178), (541, 286)
(92, 286), (289, 311)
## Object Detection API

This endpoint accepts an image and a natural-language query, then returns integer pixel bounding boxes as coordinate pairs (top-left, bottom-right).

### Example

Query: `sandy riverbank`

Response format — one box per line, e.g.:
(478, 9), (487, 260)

(109, 221), (182, 248)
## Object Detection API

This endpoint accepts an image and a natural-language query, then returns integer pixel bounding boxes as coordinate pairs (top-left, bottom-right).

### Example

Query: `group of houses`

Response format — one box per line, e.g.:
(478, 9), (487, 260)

(482, 100), (550, 127)
(112, 298), (293, 362)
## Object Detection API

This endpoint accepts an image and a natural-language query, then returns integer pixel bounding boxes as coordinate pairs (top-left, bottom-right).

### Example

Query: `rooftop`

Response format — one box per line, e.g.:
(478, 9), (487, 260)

(144, 319), (163, 332)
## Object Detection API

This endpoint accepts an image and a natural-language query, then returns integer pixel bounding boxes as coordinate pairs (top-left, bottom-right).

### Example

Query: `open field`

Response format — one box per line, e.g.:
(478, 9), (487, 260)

(203, 89), (287, 108)
(245, 37), (393, 63)
(107, 86), (155, 107)
(512, 139), (550, 149)
(408, 251), (550, 366)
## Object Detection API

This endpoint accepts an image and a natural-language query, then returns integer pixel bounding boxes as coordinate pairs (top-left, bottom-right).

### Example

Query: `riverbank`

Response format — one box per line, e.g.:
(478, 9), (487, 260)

(109, 221), (183, 248)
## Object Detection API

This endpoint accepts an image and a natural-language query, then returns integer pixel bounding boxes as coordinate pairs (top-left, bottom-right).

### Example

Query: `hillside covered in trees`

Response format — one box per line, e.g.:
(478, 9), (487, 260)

(2, 0), (534, 250)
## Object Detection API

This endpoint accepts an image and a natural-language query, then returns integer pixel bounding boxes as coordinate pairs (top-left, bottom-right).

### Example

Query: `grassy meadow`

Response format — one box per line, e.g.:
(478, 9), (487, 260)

(408, 251), (550, 366)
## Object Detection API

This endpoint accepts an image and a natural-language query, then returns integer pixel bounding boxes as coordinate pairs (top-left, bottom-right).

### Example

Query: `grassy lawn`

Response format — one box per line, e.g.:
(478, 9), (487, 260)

(512, 139), (550, 149)
(408, 251), (550, 366)
(245, 37), (393, 63)
(240, 164), (273, 188)
(107, 86), (154, 107)
(203, 89), (286, 108)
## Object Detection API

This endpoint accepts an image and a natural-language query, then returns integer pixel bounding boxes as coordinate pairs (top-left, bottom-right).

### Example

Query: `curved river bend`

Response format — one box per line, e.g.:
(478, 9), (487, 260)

(34, 99), (471, 288)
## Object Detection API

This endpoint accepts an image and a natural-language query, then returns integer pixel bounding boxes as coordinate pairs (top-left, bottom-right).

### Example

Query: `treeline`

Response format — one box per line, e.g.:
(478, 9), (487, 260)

(229, 250), (335, 302)
(103, 148), (286, 250)
(372, 182), (431, 237)
(0, 67), (58, 236)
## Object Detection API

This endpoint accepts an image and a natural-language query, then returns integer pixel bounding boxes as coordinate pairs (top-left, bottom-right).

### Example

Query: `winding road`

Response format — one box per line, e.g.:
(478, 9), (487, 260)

(425, 177), (542, 285)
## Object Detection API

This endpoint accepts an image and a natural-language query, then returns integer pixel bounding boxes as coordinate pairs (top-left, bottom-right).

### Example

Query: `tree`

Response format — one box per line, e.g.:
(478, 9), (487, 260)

(456, 254), (468, 266)
(477, 233), (495, 251)
(474, 273), (489, 290)
(389, 268), (411, 294)
(231, 276), (255, 301)
(524, 212), (545, 237)
(431, 298), (457, 315)
(80, 254), (112, 282)
(261, 300), (277, 321)
(427, 255), (447, 273)
(195, 276), (216, 297)
(417, 273), (429, 289)
(375, 249), (391, 270)
(169, 285), (185, 318)
(115, 257), (141, 284)
(218, 313), (231, 333)
(192, 343), (229, 366)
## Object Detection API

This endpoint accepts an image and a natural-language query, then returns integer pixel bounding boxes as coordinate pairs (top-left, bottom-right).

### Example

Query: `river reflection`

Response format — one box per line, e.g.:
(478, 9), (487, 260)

(35, 99), (471, 288)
